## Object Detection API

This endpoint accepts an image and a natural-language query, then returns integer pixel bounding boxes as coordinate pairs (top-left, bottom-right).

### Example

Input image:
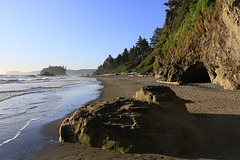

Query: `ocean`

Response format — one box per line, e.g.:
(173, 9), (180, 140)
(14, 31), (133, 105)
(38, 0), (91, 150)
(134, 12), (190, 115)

(0, 75), (102, 159)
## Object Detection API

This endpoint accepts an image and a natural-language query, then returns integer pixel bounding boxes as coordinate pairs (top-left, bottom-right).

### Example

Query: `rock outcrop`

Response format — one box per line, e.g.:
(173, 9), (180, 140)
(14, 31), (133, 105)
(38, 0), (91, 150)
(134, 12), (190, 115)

(40, 66), (66, 76)
(155, 0), (240, 90)
(211, 0), (240, 90)
(40, 71), (55, 76)
(59, 86), (205, 156)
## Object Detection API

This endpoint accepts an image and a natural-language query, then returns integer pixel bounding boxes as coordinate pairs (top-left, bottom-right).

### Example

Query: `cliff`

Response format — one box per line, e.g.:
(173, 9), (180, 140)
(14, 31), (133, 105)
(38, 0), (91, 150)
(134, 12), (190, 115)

(154, 0), (240, 90)
(40, 66), (66, 76)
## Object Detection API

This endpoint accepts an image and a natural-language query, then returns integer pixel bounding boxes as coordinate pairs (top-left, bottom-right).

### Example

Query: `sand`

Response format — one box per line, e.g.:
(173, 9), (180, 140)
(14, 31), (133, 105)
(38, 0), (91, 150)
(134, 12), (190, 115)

(26, 76), (240, 160)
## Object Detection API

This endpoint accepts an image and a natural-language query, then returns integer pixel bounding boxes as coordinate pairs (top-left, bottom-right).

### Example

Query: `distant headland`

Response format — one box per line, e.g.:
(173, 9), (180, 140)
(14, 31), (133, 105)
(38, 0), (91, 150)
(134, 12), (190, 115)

(5, 67), (97, 76)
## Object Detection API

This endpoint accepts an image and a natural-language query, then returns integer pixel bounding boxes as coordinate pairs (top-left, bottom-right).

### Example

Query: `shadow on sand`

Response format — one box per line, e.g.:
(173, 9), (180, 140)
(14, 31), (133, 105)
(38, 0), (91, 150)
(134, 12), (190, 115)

(182, 113), (240, 160)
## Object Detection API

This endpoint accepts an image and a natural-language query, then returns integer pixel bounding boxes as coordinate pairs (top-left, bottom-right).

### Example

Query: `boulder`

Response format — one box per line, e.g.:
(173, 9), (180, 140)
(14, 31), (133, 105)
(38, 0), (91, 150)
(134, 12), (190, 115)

(134, 86), (188, 113)
(59, 86), (205, 156)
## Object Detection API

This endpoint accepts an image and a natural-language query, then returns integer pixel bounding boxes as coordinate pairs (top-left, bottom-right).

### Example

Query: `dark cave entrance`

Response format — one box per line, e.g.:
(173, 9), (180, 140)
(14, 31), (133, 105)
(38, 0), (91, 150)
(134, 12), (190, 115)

(182, 62), (211, 83)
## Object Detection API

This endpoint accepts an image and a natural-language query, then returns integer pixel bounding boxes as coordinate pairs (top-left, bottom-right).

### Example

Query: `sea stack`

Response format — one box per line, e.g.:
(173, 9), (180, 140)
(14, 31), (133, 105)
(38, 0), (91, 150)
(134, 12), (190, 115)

(40, 66), (67, 76)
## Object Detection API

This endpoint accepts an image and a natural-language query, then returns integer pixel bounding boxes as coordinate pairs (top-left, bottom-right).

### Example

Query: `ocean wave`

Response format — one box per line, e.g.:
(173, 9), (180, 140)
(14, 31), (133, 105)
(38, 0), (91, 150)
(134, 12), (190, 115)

(0, 80), (82, 102)
(30, 80), (83, 90)
(0, 103), (63, 147)
(0, 76), (68, 84)
(0, 106), (39, 121)
(0, 117), (45, 147)
(0, 89), (53, 102)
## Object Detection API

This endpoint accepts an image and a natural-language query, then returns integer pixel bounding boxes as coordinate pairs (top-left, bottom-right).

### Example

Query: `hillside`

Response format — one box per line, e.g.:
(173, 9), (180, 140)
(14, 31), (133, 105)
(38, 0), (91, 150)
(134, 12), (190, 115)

(96, 0), (240, 90)
(95, 36), (156, 75)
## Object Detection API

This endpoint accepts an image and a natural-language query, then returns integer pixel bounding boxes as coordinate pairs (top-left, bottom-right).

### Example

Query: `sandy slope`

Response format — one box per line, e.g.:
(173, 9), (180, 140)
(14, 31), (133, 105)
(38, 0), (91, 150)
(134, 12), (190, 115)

(27, 76), (240, 160)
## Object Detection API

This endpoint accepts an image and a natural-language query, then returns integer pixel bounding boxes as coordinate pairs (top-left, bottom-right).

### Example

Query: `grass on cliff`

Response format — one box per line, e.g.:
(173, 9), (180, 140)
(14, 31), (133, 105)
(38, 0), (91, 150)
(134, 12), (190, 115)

(106, 61), (135, 73)
(153, 0), (216, 58)
(106, 52), (155, 74)
(134, 52), (155, 73)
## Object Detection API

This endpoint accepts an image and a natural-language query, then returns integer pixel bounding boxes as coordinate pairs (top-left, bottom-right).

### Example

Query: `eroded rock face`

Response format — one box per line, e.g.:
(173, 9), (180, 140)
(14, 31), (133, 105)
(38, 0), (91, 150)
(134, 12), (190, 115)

(59, 86), (205, 156)
(200, 0), (240, 90)
(210, 0), (240, 90)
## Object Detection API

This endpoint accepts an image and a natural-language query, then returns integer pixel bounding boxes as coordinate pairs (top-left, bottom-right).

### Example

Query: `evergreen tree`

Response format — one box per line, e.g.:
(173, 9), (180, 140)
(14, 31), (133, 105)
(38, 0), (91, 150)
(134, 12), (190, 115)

(122, 48), (129, 61)
(115, 54), (123, 67)
(102, 55), (114, 71)
(150, 27), (162, 48)
(136, 36), (151, 60)
(164, 0), (178, 9)
(128, 46), (137, 61)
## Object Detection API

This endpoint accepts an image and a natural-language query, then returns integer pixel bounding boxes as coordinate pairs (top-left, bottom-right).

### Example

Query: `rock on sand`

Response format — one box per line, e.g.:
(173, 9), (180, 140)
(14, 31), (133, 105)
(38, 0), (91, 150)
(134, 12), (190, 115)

(59, 86), (205, 156)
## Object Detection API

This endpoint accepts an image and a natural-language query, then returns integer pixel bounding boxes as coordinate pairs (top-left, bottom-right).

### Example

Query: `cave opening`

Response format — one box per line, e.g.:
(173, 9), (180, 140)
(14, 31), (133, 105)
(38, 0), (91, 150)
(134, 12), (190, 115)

(182, 62), (211, 83)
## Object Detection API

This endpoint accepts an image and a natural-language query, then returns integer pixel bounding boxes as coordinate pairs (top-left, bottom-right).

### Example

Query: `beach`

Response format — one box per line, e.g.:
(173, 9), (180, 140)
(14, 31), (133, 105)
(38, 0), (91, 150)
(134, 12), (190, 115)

(27, 76), (240, 160)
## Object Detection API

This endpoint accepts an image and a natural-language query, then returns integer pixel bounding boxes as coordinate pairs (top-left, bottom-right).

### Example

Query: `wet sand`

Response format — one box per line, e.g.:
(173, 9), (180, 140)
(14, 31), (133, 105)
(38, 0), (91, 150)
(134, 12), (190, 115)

(26, 76), (240, 160)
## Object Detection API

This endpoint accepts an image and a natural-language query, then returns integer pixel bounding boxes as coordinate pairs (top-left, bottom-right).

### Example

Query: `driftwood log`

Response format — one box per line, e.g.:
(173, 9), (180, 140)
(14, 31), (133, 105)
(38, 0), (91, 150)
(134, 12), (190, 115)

(157, 80), (183, 85)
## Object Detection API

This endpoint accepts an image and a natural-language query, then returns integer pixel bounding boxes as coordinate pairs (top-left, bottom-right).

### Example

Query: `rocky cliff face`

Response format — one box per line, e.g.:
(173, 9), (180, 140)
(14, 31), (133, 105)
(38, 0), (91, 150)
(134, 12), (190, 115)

(155, 0), (240, 90)
(59, 86), (204, 156)
(213, 0), (240, 89)
(201, 0), (240, 90)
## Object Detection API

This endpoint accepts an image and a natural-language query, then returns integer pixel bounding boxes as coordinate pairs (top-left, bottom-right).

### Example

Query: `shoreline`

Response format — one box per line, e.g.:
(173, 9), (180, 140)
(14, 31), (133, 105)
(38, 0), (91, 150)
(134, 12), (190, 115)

(38, 76), (156, 138)
(27, 76), (240, 160)
(39, 77), (105, 138)
(0, 77), (101, 160)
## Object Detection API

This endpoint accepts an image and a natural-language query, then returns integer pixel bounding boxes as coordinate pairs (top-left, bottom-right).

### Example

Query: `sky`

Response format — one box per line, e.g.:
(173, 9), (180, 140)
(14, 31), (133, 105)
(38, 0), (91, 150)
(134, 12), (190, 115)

(0, 0), (168, 74)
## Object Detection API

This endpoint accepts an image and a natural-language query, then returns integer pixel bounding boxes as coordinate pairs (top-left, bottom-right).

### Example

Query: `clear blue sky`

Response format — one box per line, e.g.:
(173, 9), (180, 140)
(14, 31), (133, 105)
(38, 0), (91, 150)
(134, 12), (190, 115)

(0, 0), (168, 74)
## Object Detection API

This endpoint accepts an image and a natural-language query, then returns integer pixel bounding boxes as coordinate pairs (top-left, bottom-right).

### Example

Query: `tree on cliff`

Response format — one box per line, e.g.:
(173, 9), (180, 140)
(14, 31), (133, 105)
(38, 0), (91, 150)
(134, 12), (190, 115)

(150, 27), (162, 48)
(95, 48), (130, 74)
(95, 35), (152, 74)
(127, 36), (151, 63)
(122, 48), (129, 61)
(136, 36), (152, 60)
(103, 55), (114, 71)
(164, 0), (199, 34)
